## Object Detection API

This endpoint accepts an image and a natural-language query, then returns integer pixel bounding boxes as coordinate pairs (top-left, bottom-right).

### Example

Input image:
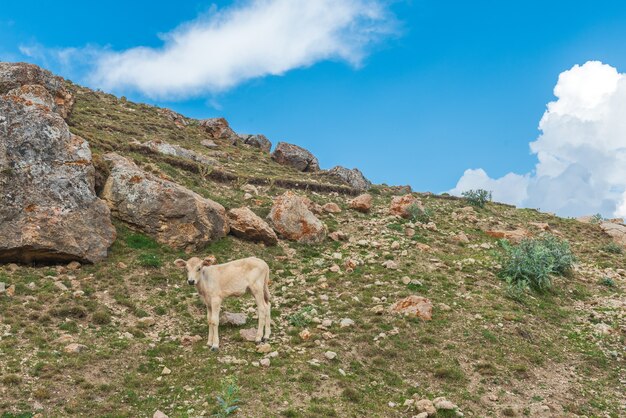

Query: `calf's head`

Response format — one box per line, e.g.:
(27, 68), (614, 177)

(174, 255), (217, 285)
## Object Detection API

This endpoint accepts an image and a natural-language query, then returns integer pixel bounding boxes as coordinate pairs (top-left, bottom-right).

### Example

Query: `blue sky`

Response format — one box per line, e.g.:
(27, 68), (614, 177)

(3, 1), (626, 216)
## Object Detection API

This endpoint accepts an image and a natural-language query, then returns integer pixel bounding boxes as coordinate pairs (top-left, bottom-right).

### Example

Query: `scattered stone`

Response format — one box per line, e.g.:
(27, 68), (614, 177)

(256, 343), (272, 354)
(239, 328), (257, 342)
(322, 202), (342, 213)
(401, 276), (411, 285)
(329, 231), (348, 241)
(200, 139), (218, 148)
(101, 153), (228, 251)
(161, 366), (171, 375)
(390, 296), (433, 320)
(451, 232), (470, 244)
(299, 329), (312, 341)
(271, 142), (320, 172)
(593, 323), (612, 335)
(324, 351), (337, 360)
(180, 335), (203, 346)
(349, 193), (372, 213)
(416, 243), (432, 252)
(153, 410), (169, 418)
(5, 284), (15, 297)
(340, 318), (355, 328)
(64, 343), (87, 354)
(413, 398), (436, 416)
(137, 317), (156, 327)
(66, 261), (81, 270)
(227, 207), (278, 246)
(485, 228), (530, 243)
(405, 227), (416, 237)
(390, 194), (422, 218)
(260, 358), (271, 367)
(54, 282), (68, 292)
(438, 303), (452, 312)
(382, 260), (398, 269)
(220, 312), (247, 326)
(391, 241), (400, 250)
(433, 397), (457, 410)
(157, 107), (188, 128)
(54, 334), (74, 344)
(529, 222), (551, 231)
(267, 191), (326, 243)
(328, 166), (372, 191)
(139, 139), (217, 166)
(329, 264), (341, 273)
(370, 305), (385, 315)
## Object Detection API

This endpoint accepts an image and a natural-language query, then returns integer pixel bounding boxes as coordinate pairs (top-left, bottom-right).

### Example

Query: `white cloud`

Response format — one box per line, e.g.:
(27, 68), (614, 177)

(450, 61), (626, 219)
(81, 0), (395, 98)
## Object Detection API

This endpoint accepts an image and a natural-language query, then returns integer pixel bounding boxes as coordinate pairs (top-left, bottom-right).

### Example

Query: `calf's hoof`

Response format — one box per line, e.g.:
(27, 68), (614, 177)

(210, 346), (219, 352)
(261, 337), (269, 343)
(255, 340), (263, 345)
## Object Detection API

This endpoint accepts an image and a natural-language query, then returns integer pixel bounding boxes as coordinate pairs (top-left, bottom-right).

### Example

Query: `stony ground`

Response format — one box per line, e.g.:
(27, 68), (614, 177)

(0, 86), (625, 418)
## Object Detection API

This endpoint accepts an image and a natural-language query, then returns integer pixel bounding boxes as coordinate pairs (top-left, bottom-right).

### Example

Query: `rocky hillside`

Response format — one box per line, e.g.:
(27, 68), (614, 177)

(0, 62), (624, 417)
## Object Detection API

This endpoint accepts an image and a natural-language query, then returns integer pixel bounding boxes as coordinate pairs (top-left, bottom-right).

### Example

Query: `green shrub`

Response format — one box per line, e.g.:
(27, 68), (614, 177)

(590, 213), (604, 224)
(462, 189), (492, 208)
(599, 277), (615, 287)
(602, 242), (623, 254)
(288, 306), (315, 327)
(138, 253), (162, 268)
(498, 234), (575, 294)
(406, 203), (432, 223)
(212, 376), (240, 417)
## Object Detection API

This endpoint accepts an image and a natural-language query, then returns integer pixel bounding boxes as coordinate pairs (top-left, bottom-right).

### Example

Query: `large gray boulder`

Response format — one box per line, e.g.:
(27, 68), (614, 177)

(271, 142), (320, 172)
(0, 62), (74, 118)
(199, 118), (239, 145)
(227, 207), (278, 246)
(100, 153), (229, 251)
(0, 95), (116, 263)
(267, 191), (326, 243)
(328, 166), (371, 190)
(238, 134), (272, 153)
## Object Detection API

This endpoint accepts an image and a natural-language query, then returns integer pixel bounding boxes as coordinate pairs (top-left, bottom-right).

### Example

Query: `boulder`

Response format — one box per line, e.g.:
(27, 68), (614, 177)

(390, 194), (422, 218)
(322, 202), (341, 213)
(238, 134), (272, 152)
(599, 222), (626, 246)
(199, 118), (239, 144)
(0, 96), (116, 263)
(389, 295), (433, 320)
(328, 166), (371, 190)
(157, 108), (187, 128)
(139, 140), (217, 165)
(0, 62), (74, 118)
(271, 142), (319, 172)
(100, 153), (228, 251)
(220, 312), (247, 326)
(267, 191), (326, 243)
(227, 207), (278, 246)
(350, 193), (373, 213)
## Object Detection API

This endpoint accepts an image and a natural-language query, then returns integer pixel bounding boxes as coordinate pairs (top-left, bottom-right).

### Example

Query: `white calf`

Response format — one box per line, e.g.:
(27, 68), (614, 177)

(174, 255), (271, 350)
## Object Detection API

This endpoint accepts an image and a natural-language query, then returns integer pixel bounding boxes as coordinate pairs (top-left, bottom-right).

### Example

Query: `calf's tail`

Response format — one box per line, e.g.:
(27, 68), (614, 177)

(263, 269), (270, 304)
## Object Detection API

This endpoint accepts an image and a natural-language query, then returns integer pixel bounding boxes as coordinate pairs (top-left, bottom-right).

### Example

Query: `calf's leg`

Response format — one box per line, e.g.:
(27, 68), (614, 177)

(263, 301), (271, 342)
(252, 291), (266, 344)
(209, 298), (222, 351)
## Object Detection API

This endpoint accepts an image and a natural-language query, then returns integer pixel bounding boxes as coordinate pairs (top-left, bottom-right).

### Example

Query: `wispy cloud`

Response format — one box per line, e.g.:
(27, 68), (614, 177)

(23, 0), (395, 99)
(450, 61), (626, 219)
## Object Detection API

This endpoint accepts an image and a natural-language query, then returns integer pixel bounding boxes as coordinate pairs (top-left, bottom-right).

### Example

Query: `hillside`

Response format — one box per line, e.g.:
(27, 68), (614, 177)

(0, 63), (625, 418)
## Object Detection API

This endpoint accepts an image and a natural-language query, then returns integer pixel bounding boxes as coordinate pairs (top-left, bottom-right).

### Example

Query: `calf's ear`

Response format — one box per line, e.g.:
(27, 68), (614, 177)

(174, 259), (187, 268)
(203, 255), (217, 266)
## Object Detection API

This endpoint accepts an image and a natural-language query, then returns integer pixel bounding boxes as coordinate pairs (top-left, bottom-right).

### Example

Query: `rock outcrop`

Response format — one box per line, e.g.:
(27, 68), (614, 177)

(157, 108), (188, 128)
(139, 140), (217, 165)
(328, 166), (371, 191)
(100, 153), (228, 251)
(238, 134), (272, 152)
(271, 142), (320, 172)
(227, 207), (278, 246)
(485, 228), (531, 243)
(0, 62), (74, 118)
(0, 95), (115, 263)
(599, 222), (626, 247)
(199, 118), (239, 144)
(267, 191), (326, 243)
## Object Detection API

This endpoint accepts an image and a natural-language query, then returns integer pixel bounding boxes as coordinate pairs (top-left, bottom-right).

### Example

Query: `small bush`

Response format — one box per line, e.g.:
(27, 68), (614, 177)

(590, 213), (604, 224)
(92, 309), (112, 325)
(212, 376), (240, 417)
(499, 234), (575, 294)
(462, 189), (492, 208)
(406, 203), (432, 223)
(602, 242), (623, 254)
(599, 277), (615, 287)
(138, 253), (162, 268)
(288, 306), (315, 327)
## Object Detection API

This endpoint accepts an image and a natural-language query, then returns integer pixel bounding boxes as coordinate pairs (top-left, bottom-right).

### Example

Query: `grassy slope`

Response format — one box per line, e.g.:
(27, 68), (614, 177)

(0, 86), (624, 418)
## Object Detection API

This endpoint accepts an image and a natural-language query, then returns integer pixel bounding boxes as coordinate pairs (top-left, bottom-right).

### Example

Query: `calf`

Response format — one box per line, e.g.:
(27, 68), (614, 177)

(174, 255), (271, 351)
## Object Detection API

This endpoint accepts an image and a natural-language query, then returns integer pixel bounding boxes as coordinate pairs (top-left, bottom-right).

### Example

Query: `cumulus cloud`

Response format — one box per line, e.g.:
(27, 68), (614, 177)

(79, 0), (395, 98)
(450, 61), (626, 219)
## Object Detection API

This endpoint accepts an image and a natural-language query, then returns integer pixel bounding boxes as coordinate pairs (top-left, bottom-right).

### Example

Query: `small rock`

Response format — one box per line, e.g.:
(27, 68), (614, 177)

(180, 335), (203, 346)
(220, 312), (247, 326)
(27, 282), (36, 290)
(321, 319), (332, 328)
(324, 351), (337, 360)
(299, 329), (312, 340)
(256, 343), (272, 354)
(350, 194), (373, 213)
(401, 276), (411, 285)
(153, 411), (169, 418)
(433, 397), (457, 410)
(370, 305), (385, 315)
(240, 328), (257, 342)
(414, 413), (429, 418)
(390, 296), (433, 320)
(117, 262), (128, 269)
(593, 323), (612, 335)
(55, 334), (74, 344)
(415, 243), (432, 252)
(161, 366), (171, 375)
(391, 241), (400, 250)
(382, 260), (398, 269)
(64, 343), (87, 354)
(329, 264), (341, 273)
(438, 303), (451, 312)
(66, 261), (81, 270)
(413, 398), (436, 416)
(323, 202), (342, 213)
(340, 318), (355, 328)
(137, 317), (156, 327)
(54, 281), (68, 292)
(328, 231), (348, 241)
(260, 358), (271, 367)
